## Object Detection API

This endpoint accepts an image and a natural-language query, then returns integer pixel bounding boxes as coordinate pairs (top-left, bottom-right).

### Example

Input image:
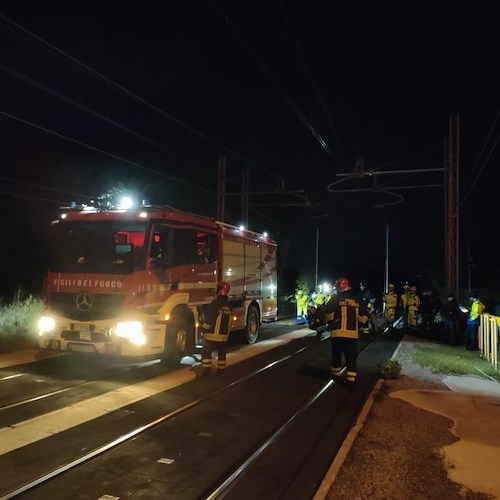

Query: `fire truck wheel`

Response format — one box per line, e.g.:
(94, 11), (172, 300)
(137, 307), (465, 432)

(245, 304), (260, 344)
(161, 314), (195, 367)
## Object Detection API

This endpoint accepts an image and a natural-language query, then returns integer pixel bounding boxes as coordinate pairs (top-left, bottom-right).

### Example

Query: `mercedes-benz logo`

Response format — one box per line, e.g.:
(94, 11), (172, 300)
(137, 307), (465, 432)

(76, 292), (93, 311)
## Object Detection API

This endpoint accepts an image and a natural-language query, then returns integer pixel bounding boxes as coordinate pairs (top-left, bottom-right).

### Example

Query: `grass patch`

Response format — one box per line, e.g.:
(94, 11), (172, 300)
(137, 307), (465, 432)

(0, 290), (44, 352)
(412, 342), (500, 382)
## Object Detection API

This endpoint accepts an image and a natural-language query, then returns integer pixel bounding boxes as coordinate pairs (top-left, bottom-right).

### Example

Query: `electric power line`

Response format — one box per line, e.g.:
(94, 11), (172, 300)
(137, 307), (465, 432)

(208, 0), (339, 163)
(0, 13), (283, 182)
(460, 111), (500, 206)
(0, 109), (214, 194)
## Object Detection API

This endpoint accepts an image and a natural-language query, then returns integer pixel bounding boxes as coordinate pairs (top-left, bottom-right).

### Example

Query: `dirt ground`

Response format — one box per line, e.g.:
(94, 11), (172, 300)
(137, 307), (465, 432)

(325, 338), (495, 500)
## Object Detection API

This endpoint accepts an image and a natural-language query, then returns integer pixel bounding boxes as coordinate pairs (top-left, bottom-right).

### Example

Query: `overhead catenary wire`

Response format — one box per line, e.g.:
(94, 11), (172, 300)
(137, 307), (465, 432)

(301, 0), (363, 159)
(0, 109), (214, 195)
(208, 0), (338, 164)
(0, 11), (327, 233)
(259, 0), (349, 169)
(0, 64), (218, 178)
(0, 109), (303, 235)
(460, 111), (500, 207)
(0, 13), (283, 182)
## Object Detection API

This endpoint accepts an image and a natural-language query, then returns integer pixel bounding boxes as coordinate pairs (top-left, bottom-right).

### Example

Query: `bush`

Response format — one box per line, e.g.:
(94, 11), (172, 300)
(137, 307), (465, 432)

(0, 289), (44, 352)
(377, 359), (402, 379)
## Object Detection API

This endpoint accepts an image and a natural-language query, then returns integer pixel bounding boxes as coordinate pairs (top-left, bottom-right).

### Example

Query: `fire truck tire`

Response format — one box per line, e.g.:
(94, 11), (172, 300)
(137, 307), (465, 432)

(245, 304), (260, 344)
(161, 313), (195, 367)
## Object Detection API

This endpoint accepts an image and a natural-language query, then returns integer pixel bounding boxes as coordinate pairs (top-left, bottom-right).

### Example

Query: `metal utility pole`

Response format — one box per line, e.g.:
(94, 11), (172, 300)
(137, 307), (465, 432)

(384, 223), (389, 293)
(315, 227), (319, 289)
(445, 113), (459, 298)
(241, 168), (249, 227)
(467, 244), (473, 296)
(217, 155), (226, 222)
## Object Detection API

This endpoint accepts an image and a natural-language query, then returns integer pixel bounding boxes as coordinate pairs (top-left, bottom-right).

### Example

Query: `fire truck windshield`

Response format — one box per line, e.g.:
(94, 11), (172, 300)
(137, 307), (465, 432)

(49, 221), (147, 274)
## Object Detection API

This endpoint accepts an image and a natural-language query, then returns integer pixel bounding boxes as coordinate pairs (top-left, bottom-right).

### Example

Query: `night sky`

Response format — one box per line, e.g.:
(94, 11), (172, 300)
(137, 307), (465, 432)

(1, 2), (499, 300)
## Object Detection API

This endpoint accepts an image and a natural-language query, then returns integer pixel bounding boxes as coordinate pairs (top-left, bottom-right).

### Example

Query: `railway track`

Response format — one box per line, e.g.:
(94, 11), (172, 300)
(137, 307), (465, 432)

(0, 325), (402, 499)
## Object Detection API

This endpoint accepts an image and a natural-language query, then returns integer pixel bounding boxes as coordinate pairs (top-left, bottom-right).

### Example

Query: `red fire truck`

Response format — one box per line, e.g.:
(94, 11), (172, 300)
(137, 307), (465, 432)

(37, 203), (278, 365)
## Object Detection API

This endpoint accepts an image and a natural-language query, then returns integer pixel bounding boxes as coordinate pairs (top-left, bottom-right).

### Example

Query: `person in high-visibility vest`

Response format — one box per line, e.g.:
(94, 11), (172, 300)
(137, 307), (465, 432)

(407, 285), (420, 332)
(382, 283), (398, 323)
(312, 285), (326, 307)
(295, 289), (309, 323)
(464, 295), (485, 350)
(198, 281), (232, 378)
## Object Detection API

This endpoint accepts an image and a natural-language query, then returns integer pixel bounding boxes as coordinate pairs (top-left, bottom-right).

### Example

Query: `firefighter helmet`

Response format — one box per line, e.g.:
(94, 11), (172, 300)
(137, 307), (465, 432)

(410, 285), (417, 293)
(388, 283), (395, 290)
(336, 277), (351, 292)
(217, 282), (231, 296)
(403, 284), (410, 290)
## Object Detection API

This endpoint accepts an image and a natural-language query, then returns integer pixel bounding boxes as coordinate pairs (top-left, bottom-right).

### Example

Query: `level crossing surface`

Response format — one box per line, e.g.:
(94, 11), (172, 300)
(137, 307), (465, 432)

(0, 322), (402, 499)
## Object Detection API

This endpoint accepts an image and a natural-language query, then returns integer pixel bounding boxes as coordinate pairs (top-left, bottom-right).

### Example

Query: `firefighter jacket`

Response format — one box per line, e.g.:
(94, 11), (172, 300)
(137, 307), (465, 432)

(324, 290), (367, 339)
(202, 295), (232, 342)
(407, 293), (420, 312)
(400, 292), (410, 309)
(382, 291), (398, 310)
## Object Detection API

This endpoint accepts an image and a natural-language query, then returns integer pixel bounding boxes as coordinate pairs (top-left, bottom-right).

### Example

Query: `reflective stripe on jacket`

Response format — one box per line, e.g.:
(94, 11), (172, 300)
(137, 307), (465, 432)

(203, 296), (232, 342)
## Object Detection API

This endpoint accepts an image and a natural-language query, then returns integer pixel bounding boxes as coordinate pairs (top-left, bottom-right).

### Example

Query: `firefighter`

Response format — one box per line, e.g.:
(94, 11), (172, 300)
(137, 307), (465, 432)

(357, 282), (375, 337)
(399, 283), (410, 327)
(382, 283), (398, 323)
(307, 301), (327, 337)
(198, 281), (232, 378)
(407, 285), (420, 333)
(295, 289), (309, 324)
(325, 277), (367, 387)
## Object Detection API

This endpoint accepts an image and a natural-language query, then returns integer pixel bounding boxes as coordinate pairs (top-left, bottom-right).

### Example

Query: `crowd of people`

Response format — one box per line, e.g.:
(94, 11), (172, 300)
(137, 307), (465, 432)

(195, 277), (488, 386)
(292, 280), (487, 351)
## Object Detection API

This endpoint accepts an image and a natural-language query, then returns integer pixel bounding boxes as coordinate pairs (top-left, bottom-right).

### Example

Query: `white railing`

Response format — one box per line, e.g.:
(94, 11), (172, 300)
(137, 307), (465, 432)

(479, 314), (499, 370)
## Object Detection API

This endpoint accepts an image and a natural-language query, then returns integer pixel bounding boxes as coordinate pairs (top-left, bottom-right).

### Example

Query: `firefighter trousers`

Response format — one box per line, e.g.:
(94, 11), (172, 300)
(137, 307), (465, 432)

(330, 337), (358, 383)
(201, 339), (227, 372)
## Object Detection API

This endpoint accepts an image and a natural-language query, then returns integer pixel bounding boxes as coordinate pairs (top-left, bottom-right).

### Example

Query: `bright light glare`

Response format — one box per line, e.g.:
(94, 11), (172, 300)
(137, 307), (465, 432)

(119, 196), (134, 209)
(129, 333), (147, 346)
(239, 225), (245, 231)
(38, 316), (55, 334)
(322, 282), (332, 293)
(263, 232), (269, 238)
(115, 321), (142, 338)
(139, 211), (148, 218)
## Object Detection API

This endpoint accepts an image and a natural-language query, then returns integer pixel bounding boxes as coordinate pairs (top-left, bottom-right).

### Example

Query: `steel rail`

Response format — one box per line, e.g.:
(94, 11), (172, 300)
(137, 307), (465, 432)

(1, 344), (312, 499)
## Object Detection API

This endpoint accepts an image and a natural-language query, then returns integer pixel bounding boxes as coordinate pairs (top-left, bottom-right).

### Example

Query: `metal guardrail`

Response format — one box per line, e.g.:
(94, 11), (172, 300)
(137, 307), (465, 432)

(479, 314), (499, 370)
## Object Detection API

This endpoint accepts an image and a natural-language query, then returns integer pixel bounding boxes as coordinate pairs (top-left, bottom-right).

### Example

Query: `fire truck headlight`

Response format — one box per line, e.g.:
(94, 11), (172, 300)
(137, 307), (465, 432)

(38, 316), (55, 335)
(115, 321), (143, 339)
(129, 333), (147, 346)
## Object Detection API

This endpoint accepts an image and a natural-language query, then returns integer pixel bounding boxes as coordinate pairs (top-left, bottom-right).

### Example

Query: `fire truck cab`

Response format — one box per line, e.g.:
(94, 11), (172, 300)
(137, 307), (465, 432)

(37, 204), (278, 365)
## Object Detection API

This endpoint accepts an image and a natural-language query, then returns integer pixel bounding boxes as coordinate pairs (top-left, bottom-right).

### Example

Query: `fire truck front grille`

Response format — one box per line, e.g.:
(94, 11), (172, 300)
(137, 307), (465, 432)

(50, 293), (125, 322)
(62, 331), (108, 342)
